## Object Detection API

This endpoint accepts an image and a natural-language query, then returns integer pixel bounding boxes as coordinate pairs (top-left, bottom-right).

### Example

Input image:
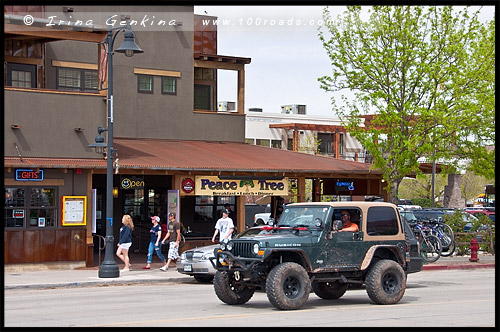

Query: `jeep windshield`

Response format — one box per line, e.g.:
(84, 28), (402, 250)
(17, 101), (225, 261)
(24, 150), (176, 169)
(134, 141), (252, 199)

(276, 205), (330, 229)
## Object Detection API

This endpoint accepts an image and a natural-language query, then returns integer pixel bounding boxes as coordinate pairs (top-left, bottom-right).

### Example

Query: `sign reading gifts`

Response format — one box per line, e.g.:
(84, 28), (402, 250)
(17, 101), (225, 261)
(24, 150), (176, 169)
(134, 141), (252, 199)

(195, 176), (288, 196)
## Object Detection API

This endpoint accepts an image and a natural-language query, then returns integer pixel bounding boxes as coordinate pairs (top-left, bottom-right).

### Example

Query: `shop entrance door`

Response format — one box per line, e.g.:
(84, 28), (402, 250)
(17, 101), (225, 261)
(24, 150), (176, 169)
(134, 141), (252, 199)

(123, 188), (167, 254)
(123, 189), (147, 254)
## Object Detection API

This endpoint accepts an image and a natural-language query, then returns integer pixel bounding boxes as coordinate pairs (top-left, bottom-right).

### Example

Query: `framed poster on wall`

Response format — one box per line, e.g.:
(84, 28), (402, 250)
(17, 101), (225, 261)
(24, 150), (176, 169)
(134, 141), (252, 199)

(62, 196), (87, 226)
(167, 190), (179, 219)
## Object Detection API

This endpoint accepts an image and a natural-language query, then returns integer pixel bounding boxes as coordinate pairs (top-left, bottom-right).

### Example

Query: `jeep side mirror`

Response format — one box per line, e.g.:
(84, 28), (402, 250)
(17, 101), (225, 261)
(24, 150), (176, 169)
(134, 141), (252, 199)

(268, 218), (275, 226)
(315, 218), (324, 229)
(332, 220), (343, 232)
(327, 220), (343, 239)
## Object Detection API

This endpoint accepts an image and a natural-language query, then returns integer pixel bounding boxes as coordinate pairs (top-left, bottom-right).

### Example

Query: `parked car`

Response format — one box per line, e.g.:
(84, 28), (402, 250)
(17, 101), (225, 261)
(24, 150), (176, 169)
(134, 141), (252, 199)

(176, 227), (269, 283)
(412, 208), (479, 232)
(397, 199), (422, 210)
(253, 212), (272, 226)
(464, 209), (495, 223)
(253, 204), (271, 225)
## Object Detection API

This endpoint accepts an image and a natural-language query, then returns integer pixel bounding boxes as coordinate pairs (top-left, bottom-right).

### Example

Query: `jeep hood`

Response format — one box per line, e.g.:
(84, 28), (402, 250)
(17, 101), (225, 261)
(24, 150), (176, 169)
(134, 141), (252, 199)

(235, 231), (319, 248)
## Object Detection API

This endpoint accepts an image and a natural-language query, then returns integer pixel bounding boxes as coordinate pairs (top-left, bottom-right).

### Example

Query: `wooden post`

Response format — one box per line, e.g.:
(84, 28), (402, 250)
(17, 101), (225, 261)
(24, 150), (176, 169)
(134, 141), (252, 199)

(293, 130), (299, 152)
(237, 68), (245, 115)
(298, 177), (306, 202)
(237, 195), (245, 232)
(85, 169), (94, 267)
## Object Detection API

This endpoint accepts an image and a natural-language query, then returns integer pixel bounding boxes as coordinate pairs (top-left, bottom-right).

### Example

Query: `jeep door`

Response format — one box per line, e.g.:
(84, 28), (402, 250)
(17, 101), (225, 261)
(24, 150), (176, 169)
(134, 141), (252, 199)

(319, 207), (368, 269)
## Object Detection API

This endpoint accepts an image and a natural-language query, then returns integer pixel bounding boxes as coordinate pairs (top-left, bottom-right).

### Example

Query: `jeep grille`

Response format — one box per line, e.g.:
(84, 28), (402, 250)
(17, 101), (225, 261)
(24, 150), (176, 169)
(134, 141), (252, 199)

(231, 241), (255, 258)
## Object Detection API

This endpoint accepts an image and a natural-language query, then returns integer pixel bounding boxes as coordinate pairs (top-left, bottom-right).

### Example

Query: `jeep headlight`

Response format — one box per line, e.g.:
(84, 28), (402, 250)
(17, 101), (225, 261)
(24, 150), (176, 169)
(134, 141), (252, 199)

(220, 242), (226, 251)
(253, 243), (260, 254)
(226, 242), (233, 251)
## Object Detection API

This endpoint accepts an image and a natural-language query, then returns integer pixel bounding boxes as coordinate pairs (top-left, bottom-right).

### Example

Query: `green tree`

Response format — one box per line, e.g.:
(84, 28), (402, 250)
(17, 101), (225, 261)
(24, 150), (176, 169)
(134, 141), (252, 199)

(461, 171), (491, 206)
(318, 6), (495, 204)
(398, 173), (448, 203)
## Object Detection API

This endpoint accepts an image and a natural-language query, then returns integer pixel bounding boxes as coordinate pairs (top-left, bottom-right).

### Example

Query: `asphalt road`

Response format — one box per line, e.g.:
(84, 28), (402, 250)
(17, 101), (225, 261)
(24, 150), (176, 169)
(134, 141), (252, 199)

(4, 269), (495, 328)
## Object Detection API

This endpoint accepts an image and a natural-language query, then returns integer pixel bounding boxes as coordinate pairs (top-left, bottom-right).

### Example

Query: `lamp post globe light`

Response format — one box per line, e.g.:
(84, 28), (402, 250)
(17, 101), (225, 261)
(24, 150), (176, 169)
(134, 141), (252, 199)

(89, 22), (143, 278)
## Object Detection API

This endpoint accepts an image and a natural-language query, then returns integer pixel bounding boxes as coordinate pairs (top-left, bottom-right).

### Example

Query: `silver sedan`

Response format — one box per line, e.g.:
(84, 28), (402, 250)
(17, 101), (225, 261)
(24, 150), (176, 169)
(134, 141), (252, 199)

(176, 244), (219, 283)
(176, 227), (267, 283)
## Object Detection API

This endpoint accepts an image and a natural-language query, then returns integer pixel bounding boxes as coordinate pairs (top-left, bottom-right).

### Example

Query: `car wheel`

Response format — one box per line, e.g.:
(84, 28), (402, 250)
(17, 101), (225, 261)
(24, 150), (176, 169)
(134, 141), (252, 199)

(266, 262), (311, 310)
(311, 280), (348, 299)
(255, 219), (265, 226)
(213, 271), (255, 305)
(365, 259), (406, 305)
(194, 274), (214, 283)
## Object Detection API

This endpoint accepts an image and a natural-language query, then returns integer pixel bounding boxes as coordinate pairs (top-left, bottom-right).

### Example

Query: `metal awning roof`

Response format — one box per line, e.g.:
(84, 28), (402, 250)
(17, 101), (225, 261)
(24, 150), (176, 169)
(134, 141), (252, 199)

(4, 138), (382, 178)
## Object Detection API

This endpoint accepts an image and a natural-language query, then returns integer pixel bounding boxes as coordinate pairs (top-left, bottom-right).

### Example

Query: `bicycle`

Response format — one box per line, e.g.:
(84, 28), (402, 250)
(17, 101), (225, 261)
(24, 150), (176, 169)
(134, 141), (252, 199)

(425, 219), (455, 257)
(409, 221), (442, 263)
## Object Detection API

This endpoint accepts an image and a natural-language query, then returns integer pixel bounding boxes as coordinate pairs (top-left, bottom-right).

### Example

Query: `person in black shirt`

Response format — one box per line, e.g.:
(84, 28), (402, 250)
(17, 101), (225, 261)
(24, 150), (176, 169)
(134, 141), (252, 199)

(116, 214), (134, 271)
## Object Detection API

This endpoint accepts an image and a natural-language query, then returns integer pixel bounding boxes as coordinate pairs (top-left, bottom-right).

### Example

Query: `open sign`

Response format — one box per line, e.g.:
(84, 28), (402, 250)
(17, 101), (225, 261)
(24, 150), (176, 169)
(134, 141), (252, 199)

(13, 209), (24, 218)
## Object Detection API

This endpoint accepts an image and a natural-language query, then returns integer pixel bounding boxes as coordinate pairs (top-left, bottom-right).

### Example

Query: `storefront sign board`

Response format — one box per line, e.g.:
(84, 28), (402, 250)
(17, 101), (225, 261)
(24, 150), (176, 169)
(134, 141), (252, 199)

(195, 176), (288, 196)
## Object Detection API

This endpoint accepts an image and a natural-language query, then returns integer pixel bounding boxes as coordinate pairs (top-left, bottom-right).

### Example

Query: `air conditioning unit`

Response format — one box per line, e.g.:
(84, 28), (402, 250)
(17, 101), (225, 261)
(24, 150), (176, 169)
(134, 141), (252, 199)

(218, 101), (236, 112)
(280, 104), (306, 115)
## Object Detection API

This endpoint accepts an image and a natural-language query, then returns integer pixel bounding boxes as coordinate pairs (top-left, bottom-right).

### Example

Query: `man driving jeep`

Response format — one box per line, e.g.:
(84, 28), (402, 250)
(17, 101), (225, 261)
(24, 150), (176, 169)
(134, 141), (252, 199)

(339, 210), (359, 232)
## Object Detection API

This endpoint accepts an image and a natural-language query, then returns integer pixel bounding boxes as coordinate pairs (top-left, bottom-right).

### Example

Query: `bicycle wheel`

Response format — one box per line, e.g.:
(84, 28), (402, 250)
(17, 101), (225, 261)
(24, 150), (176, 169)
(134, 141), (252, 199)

(439, 224), (455, 257)
(420, 234), (442, 263)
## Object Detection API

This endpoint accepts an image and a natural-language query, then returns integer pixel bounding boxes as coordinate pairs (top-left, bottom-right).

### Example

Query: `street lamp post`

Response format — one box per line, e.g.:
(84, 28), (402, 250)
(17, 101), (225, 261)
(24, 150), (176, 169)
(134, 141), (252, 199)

(89, 22), (143, 278)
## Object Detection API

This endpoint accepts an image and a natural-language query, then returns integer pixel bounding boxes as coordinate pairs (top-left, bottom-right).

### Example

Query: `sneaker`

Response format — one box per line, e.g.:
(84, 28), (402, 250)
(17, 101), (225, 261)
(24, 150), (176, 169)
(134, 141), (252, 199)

(121, 268), (130, 272)
(142, 266), (151, 270)
(159, 266), (168, 271)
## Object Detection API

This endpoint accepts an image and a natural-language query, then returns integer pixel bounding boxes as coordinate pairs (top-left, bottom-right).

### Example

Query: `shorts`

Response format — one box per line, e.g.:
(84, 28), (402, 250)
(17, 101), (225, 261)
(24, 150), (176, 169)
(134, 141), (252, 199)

(167, 241), (179, 260)
(119, 242), (132, 250)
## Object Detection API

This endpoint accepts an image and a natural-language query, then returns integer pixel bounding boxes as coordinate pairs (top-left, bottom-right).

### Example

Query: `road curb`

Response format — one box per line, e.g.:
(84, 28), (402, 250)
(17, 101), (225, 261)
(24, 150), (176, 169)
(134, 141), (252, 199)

(422, 263), (495, 271)
(4, 277), (194, 291)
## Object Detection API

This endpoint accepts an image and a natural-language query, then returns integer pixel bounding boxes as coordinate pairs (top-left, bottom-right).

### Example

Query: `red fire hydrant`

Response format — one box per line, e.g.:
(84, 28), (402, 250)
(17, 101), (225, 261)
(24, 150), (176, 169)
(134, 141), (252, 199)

(469, 238), (480, 262)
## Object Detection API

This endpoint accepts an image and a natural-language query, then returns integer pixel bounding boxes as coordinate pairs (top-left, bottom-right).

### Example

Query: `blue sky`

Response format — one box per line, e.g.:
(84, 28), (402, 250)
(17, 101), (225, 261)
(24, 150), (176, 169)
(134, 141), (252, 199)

(194, 5), (495, 118)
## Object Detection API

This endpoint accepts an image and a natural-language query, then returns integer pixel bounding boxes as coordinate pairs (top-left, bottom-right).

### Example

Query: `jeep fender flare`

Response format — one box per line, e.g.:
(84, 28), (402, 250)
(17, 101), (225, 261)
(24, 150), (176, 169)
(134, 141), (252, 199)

(361, 245), (405, 271)
(265, 248), (313, 272)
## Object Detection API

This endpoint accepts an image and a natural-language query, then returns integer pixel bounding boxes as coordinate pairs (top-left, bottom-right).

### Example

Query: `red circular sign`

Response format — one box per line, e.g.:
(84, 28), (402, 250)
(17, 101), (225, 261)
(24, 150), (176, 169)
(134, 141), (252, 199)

(182, 178), (195, 193)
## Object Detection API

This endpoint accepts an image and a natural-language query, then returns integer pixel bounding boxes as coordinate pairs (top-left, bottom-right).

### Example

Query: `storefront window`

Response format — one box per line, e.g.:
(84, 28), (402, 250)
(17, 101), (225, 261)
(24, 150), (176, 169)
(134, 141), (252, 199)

(194, 196), (235, 224)
(4, 187), (57, 228)
(123, 189), (145, 223)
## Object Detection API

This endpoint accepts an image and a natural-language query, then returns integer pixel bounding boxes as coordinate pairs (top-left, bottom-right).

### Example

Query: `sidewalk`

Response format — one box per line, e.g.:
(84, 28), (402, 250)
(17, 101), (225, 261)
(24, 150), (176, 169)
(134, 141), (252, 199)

(4, 253), (495, 291)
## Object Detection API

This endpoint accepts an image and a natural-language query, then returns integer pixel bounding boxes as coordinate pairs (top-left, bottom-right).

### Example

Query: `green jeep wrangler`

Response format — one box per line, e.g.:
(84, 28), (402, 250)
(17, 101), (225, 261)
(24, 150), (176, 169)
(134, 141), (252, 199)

(210, 202), (423, 310)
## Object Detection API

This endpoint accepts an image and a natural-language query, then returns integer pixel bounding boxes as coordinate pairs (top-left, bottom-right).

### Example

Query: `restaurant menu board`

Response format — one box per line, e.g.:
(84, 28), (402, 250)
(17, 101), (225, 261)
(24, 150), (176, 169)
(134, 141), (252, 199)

(62, 196), (87, 226)
(167, 190), (179, 219)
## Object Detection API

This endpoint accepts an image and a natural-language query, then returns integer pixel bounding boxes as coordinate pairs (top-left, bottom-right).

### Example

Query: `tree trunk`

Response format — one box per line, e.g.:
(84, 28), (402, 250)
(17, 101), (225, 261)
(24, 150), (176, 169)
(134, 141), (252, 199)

(389, 180), (400, 204)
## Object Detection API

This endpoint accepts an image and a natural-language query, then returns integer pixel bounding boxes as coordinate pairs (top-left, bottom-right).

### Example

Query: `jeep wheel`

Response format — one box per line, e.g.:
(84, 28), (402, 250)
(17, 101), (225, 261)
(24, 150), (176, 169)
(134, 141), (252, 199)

(213, 271), (255, 305)
(365, 259), (406, 305)
(194, 274), (214, 283)
(266, 262), (311, 310)
(311, 280), (348, 300)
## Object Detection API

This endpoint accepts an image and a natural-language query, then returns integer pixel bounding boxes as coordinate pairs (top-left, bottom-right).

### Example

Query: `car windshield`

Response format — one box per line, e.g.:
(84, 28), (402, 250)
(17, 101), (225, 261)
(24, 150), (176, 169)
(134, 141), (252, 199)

(277, 206), (330, 228)
(400, 211), (417, 222)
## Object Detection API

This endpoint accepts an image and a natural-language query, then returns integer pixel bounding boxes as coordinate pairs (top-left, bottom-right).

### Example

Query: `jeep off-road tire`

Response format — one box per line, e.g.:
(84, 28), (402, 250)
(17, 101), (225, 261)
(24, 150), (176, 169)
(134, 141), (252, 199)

(365, 259), (406, 305)
(311, 280), (348, 300)
(213, 271), (255, 305)
(266, 262), (311, 310)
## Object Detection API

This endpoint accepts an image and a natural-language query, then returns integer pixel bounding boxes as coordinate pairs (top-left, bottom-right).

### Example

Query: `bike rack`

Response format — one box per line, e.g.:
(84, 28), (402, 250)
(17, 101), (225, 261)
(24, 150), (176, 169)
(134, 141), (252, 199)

(92, 234), (106, 266)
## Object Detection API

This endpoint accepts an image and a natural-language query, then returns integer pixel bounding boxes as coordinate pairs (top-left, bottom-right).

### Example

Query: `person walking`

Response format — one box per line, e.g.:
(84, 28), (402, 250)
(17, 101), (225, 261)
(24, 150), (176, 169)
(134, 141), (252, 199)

(160, 212), (181, 271)
(116, 214), (134, 272)
(143, 216), (167, 269)
(211, 209), (235, 243)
